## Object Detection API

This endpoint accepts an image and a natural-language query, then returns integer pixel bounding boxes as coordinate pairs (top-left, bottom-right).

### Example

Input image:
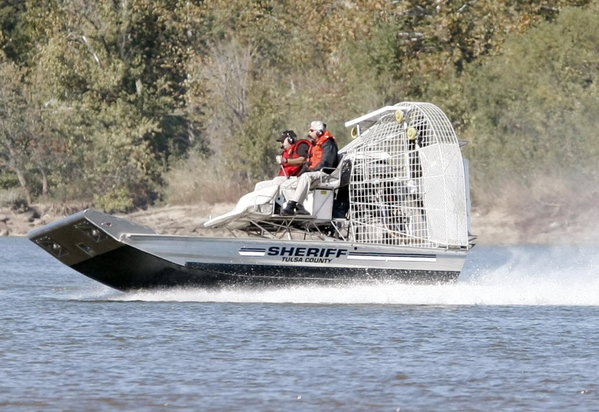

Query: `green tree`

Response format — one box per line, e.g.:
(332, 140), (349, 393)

(1, 0), (595, 209)
(17, 0), (200, 209)
(0, 59), (68, 203)
(0, 1), (30, 62)
(0, 60), (35, 203)
(462, 3), (599, 204)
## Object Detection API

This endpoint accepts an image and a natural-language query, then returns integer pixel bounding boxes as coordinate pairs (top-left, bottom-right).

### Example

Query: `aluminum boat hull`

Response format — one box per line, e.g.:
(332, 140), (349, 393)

(28, 209), (467, 291)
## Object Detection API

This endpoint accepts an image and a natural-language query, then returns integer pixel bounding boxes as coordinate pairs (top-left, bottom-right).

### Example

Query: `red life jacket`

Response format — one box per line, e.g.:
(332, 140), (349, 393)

(308, 131), (336, 169)
(278, 139), (311, 177)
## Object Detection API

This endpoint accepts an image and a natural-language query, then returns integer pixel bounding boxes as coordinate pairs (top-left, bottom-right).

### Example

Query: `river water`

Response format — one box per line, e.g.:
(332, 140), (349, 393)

(1, 237), (599, 410)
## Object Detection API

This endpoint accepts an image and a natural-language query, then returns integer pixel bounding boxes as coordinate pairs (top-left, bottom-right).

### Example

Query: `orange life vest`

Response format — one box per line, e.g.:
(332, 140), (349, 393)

(278, 139), (311, 177)
(308, 131), (336, 170)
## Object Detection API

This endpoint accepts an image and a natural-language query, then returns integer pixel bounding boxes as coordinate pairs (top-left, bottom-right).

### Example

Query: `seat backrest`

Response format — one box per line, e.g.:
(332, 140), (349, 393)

(337, 157), (352, 187)
(333, 151), (343, 168)
(318, 155), (352, 189)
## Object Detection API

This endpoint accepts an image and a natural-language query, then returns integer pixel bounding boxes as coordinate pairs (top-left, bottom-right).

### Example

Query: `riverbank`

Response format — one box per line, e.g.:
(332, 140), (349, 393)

(2, 202), (598, 245)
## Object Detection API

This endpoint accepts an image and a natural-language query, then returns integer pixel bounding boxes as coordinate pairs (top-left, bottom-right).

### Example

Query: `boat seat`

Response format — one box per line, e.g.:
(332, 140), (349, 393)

(314, 156), (352, 190)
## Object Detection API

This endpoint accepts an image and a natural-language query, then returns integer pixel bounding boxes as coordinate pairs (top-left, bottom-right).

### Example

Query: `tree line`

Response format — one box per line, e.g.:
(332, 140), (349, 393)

(1, 0), (596, 212)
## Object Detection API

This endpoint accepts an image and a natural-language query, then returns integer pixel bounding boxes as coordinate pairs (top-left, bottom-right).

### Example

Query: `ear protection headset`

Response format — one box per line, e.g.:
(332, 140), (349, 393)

(282, 130), (296, 144)
(311, 121), (326, 137)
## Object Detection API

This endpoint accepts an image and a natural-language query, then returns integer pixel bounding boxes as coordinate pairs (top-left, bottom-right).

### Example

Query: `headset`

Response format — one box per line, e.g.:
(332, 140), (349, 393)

(281, 130), (297, 144)
(311, 121), (326, 137)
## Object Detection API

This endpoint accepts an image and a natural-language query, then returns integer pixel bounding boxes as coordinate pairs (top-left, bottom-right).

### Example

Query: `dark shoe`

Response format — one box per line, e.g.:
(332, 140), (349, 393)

(295, 203), (310, 215)
(280, 201), (296, 216)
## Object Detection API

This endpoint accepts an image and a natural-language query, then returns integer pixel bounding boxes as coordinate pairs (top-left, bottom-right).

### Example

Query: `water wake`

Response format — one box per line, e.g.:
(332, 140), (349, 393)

(74, 245), (599, 306)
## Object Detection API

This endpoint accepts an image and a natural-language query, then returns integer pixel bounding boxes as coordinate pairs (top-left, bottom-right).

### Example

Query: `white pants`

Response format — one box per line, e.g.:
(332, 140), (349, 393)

(254, 176), (296, 191)
(288, 171), (327, 204)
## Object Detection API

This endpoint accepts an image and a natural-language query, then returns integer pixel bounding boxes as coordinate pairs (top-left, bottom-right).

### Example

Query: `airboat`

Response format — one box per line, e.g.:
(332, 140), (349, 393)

(28, 102), (475, 291)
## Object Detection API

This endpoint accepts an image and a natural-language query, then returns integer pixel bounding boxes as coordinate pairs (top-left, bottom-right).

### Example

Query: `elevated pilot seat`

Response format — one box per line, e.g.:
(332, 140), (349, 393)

(282, 155), (352, 220)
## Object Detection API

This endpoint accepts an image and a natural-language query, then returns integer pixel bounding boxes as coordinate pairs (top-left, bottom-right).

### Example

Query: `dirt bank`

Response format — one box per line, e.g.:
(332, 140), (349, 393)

(2, 202), (598, 245)
(0, 203), (234, 239)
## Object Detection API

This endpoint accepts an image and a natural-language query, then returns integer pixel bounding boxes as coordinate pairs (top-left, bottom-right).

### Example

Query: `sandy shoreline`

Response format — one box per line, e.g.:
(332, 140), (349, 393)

(2, 202), (598, 245)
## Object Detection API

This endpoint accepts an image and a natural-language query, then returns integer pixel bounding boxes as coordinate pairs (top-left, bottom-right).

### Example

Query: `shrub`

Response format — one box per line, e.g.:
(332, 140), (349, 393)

(0, 188), (28, 210)
(93, 187), (135, 213)
(164, 152), (249, 205)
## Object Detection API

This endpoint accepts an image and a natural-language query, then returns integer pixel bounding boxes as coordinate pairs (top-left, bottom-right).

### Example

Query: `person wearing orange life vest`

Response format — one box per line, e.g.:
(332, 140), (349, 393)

(275, 130), (311, 177)
(281, 120), (338, 216)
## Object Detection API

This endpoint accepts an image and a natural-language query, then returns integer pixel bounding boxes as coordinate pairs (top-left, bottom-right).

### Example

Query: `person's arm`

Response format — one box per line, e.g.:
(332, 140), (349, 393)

(296, 141), (310, 159)
(279, 142), (310, 166)
(284, 156), (304, 166)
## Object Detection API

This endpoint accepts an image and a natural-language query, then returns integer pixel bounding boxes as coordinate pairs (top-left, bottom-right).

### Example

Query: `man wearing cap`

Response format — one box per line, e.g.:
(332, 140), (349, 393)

(275, 130), (311, 177)
(281, 121), (338, 216)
